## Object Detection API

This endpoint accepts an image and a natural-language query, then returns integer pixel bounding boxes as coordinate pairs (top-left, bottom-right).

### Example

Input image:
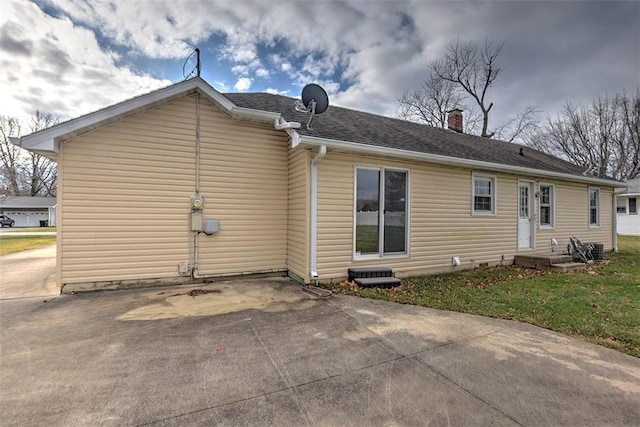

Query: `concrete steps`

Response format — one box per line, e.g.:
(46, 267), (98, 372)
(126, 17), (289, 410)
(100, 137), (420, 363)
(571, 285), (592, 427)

(514, 254), (587, 272)
(550, 262), (587, 273)
(348, 267), (401, 288)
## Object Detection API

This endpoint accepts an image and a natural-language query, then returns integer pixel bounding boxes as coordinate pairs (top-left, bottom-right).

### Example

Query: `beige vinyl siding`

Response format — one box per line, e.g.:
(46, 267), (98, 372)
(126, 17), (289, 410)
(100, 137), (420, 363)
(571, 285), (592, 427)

(60, 94), (290, 286)
(536, 182), (614, 252)
(195, 99), (288, 276)
(316, 153), (518, 281)
(60, 96), (196, 284)
(315, 152), (616, 282)
(287, 148), (310, 281)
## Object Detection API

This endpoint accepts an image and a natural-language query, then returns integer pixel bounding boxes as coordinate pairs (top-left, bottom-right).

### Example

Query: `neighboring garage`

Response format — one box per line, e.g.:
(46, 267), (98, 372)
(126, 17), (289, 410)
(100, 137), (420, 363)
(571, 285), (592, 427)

(0, 196), (56, 227)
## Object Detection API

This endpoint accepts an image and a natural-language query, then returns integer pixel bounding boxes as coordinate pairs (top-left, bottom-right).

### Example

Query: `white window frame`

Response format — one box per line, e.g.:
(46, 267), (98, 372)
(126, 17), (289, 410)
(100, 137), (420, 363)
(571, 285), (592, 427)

(588, 187), (600, 228)
(353, 165), (410, 260)
(616, 197), (627, 214)
(472, 173), (497, 216)
(539, 183), (555, 229)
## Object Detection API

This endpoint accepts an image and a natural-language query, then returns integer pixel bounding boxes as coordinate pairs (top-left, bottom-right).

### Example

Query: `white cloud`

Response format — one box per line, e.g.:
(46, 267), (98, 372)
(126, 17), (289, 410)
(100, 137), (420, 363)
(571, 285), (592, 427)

(0, 0), (170, 123)
(256, 68), (270, 78)
(213, 81), (229, 92)
(234, 77), (252, 91)
(3, 0), (639, 129)
(265, 88), (289, 96)
(231, 65), (249, 75)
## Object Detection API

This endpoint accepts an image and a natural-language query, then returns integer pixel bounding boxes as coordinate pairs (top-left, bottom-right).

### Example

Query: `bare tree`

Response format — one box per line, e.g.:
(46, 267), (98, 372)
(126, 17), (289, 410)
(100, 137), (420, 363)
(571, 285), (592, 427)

(0, 111), (58, 196)
(0, 117), (23, 195)
(527, 92), (640, 181)
(27, 112), (58, 196)
(432, 39), (504, 138)
(399, 38), (538, 142)
(620, 90), (640, 179)
(397, 73), (482, 134)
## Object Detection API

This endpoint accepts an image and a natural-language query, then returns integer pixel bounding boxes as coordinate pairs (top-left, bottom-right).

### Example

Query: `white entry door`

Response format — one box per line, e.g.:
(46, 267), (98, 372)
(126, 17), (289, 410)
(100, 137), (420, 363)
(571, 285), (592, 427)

(518, 182), (534, 249)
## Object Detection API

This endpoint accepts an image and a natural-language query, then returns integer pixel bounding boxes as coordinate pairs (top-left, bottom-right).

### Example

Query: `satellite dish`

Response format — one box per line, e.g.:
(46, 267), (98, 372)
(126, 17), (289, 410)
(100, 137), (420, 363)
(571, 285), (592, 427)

(301, 84), (329, 114)
(295, 83), (329, 129)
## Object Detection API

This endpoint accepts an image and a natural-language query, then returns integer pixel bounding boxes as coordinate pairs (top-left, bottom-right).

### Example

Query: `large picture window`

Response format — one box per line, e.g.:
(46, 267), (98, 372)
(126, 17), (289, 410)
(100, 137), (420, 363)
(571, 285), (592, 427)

(539, 184), (554, 227)
(589, 188), (600, 227)
(472, 174), (496, 215)
(355, 167), (408, 257)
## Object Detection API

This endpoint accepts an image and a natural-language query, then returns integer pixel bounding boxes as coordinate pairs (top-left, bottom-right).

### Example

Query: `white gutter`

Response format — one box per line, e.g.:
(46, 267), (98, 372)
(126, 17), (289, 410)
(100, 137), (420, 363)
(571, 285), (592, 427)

(291, 133), (626, 188)
(274, 117), (301, 130)
(310, 145), (327, 279)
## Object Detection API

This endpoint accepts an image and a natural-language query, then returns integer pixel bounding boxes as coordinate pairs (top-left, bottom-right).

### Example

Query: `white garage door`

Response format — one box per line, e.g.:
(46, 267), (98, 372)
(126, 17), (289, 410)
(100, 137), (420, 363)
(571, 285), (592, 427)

(3, 211), (48, 227)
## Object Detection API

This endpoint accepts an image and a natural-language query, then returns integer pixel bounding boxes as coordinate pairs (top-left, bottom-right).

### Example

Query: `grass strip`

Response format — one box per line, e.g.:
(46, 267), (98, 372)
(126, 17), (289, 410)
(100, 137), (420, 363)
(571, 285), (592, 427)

(324, 235), (640, 357)
(0, 235), (56, 256)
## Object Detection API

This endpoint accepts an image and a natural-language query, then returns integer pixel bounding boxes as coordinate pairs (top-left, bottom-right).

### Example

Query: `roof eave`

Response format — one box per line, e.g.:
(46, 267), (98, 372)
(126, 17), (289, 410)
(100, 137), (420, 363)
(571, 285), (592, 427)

(13, 77), (280, 156)
(293, 133), (625, 188)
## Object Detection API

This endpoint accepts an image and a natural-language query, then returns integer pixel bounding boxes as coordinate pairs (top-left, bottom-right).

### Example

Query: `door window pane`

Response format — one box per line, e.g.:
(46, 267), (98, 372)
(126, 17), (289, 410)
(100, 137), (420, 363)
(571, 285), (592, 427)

(519, 185), (529, 218)
(356, 169), (380, 255)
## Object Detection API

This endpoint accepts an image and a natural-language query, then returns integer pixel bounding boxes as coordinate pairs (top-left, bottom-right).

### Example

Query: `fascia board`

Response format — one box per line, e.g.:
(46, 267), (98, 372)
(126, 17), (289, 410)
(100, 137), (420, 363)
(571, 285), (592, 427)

(14, 77), (279, 155)
(18, 79), (203, 152)
(295, 133), (625, 188)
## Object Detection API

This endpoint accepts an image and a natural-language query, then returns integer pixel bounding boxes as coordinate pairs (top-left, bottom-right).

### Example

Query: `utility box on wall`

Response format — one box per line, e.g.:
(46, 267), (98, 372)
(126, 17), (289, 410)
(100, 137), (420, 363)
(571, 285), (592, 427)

(204, 219), (220, 235)
(191, 211), (203, 232)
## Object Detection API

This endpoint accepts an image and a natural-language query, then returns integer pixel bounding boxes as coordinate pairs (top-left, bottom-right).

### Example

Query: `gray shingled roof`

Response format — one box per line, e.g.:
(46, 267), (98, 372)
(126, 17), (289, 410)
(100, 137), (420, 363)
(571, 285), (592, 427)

(225, 92), (588, 177)
(622, 177), (640, 194)
(0, 196), (57, 208)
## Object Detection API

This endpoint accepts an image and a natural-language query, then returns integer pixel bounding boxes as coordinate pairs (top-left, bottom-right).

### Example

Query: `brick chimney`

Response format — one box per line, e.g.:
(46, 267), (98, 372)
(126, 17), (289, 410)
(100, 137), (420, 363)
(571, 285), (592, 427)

(447, 109), (463, 133)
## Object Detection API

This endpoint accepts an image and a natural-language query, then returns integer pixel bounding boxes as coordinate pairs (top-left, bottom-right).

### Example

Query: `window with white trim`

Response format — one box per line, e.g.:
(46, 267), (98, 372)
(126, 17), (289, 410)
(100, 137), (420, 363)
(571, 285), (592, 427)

(472, 174), (496, 215)
(589, 188), (600, 227)
(616, 198), (627, 214)
(630, 197), (637, 215)
(355, 167), (408, 257)
(539, 184), (554, 227)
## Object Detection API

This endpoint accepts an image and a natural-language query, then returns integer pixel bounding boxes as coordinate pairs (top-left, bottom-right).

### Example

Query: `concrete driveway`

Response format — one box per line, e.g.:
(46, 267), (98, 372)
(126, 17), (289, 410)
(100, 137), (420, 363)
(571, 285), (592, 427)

(1, 278), (638, 426)
(0, 244), (58, 299)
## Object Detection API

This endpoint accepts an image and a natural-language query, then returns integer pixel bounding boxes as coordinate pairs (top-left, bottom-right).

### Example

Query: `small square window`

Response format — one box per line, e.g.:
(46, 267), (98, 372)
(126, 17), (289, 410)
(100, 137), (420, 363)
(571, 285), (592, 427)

(472, 174), (496, 215)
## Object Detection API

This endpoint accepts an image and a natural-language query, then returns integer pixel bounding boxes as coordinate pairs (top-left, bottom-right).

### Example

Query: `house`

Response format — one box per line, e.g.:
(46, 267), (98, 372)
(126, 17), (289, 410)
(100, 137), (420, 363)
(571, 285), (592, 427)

(12, 77), (625, 292)
(0, 196), (56, 227)
(616, 177), (640, 236)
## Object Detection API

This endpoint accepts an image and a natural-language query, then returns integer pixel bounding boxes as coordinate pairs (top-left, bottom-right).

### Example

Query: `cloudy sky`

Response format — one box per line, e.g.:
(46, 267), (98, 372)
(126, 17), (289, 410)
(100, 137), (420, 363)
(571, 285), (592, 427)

(1, 0), (639, 135)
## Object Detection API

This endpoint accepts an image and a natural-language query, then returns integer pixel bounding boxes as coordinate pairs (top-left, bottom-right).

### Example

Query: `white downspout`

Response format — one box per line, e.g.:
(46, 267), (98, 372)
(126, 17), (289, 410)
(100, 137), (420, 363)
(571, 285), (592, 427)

(310, 145), (327, 280)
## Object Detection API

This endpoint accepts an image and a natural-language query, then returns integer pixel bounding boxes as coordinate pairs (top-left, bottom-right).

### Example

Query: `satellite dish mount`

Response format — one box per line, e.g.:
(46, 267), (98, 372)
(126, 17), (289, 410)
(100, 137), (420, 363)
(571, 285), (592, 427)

(295, 84), (329, 129)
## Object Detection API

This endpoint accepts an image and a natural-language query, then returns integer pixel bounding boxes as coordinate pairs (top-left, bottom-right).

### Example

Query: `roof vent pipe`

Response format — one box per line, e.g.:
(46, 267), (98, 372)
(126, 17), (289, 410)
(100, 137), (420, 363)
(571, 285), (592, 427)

(447, 109), (463, 133)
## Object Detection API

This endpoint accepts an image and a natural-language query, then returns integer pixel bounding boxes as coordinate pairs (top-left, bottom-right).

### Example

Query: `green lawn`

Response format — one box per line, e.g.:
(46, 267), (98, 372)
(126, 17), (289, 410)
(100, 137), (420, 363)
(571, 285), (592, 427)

(325, 235), (640, 357)
(0, 235), (56, 255)
(7, 227), (57, 232)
